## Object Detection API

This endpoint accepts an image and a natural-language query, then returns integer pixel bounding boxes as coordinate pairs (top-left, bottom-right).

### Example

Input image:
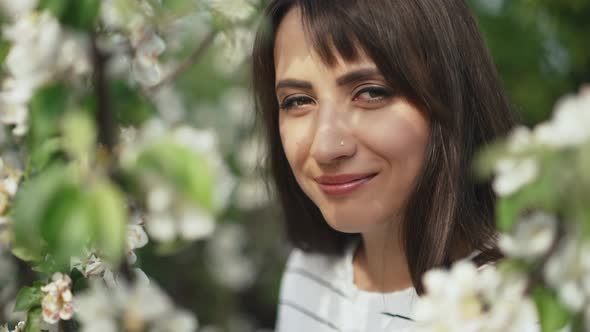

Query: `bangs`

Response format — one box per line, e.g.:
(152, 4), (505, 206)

(297, 1), (365, 66)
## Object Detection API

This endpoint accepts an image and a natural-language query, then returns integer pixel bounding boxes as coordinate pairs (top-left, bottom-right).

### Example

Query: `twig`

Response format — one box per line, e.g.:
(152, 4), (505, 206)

(91, 32), (117, 151)
(148, 30), (217, 92)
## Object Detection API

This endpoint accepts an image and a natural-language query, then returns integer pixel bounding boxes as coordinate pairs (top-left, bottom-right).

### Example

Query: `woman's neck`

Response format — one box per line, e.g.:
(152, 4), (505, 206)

(352, 222), (413, 293)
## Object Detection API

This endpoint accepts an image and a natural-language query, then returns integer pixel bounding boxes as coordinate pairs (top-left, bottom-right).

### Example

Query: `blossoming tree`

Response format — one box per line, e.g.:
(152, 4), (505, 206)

(0, 0), (588, 332)
(0, 0), (260, 331)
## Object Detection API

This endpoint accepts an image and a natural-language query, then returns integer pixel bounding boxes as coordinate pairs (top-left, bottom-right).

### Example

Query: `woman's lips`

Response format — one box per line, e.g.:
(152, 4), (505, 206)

(316, 173), (377, 196)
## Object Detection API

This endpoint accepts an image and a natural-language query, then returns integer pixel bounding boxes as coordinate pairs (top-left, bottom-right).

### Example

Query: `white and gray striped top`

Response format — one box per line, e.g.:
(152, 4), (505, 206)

(275, 242), (419, 332)
(275, 244), (541, 332)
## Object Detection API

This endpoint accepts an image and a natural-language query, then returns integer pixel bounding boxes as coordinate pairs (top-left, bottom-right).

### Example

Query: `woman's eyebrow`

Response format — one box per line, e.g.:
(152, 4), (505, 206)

(275, 79), (312, 92)
(336, 67), (382, 86)
(275, 68), (382, 92)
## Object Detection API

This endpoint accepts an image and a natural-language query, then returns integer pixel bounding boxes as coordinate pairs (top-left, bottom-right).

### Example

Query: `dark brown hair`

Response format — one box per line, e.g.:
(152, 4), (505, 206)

(252, 0), (517, 294)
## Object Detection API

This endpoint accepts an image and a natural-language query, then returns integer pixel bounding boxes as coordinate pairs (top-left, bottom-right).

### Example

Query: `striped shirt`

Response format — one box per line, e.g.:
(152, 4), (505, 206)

(275, 243), (542, 332)
(276, 242), (418, 332)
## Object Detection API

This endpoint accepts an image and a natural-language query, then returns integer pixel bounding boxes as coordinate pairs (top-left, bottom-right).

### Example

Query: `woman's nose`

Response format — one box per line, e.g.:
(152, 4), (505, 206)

(309, 106), (355, 165)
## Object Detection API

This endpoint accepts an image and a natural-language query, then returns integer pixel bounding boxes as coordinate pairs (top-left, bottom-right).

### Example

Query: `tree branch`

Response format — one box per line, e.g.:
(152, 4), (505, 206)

(91, 32), (117, 152)
(149, 30), (217, 92)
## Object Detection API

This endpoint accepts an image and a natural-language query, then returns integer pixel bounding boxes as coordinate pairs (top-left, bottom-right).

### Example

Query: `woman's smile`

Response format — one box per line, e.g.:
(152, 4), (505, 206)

(315, 172), (378, 196)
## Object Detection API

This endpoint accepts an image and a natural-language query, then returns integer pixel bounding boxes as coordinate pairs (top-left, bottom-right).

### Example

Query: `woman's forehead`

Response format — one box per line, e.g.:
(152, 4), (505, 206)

(274, 7), (375, 81)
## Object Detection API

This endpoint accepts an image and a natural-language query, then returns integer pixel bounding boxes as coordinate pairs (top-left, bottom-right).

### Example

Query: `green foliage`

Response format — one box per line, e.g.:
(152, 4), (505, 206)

(24, 307), (43, 332)
(26, 138), (62, 178)
(12, 163), (127, 271)
(12, 165), (70, 262)
(13, 287), (44, 312)
(86, 181), (127, 264)
(111, 81), (156, 126)
(61, 111), (96, 161)
(41, 180), (91, 269)
(28, 84), (69, 150)
(39, 0), (100, 31)
(496, 170), (559, 232)
(533, 286), (571, 332)
(0, 38), (10, 66)
(135, 141), (214, 211)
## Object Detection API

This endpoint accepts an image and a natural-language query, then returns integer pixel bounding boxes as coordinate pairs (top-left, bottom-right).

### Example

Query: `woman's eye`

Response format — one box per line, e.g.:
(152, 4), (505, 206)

(279, 95), (313, 111)
(354, 86), (395, 104)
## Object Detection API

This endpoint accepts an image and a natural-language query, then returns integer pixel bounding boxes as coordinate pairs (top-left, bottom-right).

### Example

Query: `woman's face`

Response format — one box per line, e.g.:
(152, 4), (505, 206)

(274, 7), (431, 234)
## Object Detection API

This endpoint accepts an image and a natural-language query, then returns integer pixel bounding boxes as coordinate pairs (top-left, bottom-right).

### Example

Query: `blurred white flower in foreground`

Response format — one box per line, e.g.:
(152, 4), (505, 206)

(213, 28), (256, 76)
(145, 184), (216, 242)
(75, 278), (197, 332)
(544, 235), (590, 312)
(120, 120), (236, 243)
(492, 157), (539, 197)
(206, 223), (256, 290)
(533, 85), (590, 148)
(413, 261), (538, 332)
(498, 212), (557, 260)
(0, 0), (37, 18)
(40, 273), (74, 324)
(0, 11), (91, 136)
(131, 29), (166, 87)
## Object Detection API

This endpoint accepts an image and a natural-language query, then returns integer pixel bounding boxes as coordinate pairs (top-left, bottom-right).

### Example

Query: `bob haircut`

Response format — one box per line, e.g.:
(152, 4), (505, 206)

(252, 0), (517, 294)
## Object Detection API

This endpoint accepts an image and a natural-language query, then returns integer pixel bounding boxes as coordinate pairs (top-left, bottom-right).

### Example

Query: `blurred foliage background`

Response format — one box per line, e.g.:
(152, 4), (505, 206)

(114, 0), (590, 330)
(1, 0), (589, 331)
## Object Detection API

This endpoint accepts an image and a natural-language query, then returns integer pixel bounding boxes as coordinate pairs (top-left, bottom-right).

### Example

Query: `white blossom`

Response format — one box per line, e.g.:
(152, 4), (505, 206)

(152, 85), (186, 125)
(40, 273), (74, 324)
(131, 30), (166, 86)
(506, 125), (535, 154)
(206, 223), (256, 290)
(150, 309), (198, 332)
(120, 121), (235, 243)
(213, 28), (256, 76)
(413, 261), (539, 332)
(0, 0), (38, 19)
(544, 235), (590, 312)
(498, 212), (557, 260)
(75, 278), (197, 332)
(492, 157), (539, 197)
(3, 12), (62, 87)
(533, 85), (590, 148)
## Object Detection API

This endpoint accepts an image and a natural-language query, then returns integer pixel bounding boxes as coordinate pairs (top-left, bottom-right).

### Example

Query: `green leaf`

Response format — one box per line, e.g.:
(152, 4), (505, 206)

(12, 165), (70, 261)
(38, 0), (68, 18)
(61, 0), (101, 31)
(24, 307), (43, 332)
(111, 81), (155, 126)
(28, 84), (68, 150)
(533, 286), (571, 332)
(61, 111), (96, 161)
(87, 181), (128, 264)
(136, 141), (214, 211)
(0, 38), (10, 65)
(13, 287), (44, 312)
(41, 184), (93, 270)
(26, 138), (62, 178)
(31, 256), (61, 278)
